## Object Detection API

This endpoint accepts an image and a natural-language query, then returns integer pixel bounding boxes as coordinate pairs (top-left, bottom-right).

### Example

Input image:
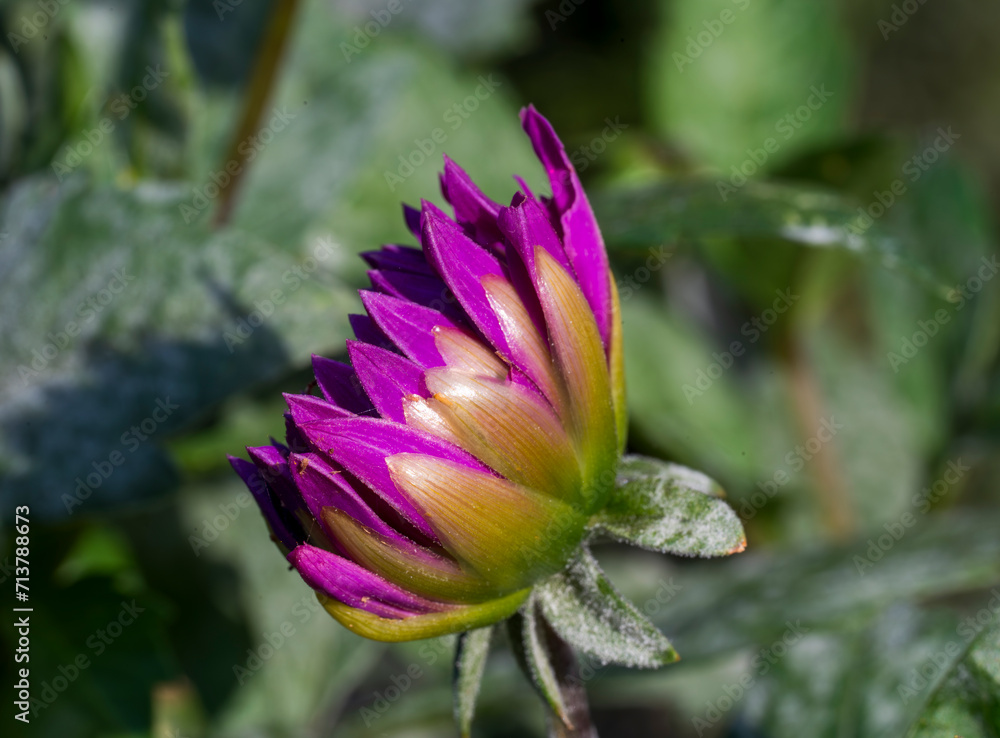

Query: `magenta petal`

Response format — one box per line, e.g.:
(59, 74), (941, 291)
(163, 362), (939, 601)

(311, 355), (375, 415)
(289, 544), (449, 617)
(247, 445), (303, 511)
(368, 270), (464, 324)
(283, 413), (312, 454)
(284, 393), (352, 425)
(520, 105), (612, 346)
(229, 455), (301, 549)
(287, 452), (403, 542)
(402, 204), (422, 240)
(360, 291), (460, 368)
(298, 417), (491, 540)
(440, 155), (505, 253)
(349, 314), (397, 353)
(361, 244), (436, 277)
(347, 340), (427, 423)
(237, 447), (311, 548)
(420, 201), (514, 359)
(498, 192), (572, 274)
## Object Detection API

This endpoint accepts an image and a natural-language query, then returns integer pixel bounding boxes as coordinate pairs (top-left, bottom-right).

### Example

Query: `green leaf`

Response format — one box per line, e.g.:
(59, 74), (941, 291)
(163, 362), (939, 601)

(908, 619), (1000, 738)
(649, 0), (852, 173)
(53, 524), (142, 591)
(453, 626), (494, 738)
(596, 180), (868, 250)
(508, 603), (572, 729)
(0, 178), (355, 518)
(600, 511), (1000, 663)
(594, 179), (948, 295)
(536, 547), (678, 669)
(742, 603), (977, 738)
(0, 523), (175, 737)
(618, 296), (764, 487)
(180, 476), (383, 734)
(590, 455), (746, 558)
(0, 6), (546, 519)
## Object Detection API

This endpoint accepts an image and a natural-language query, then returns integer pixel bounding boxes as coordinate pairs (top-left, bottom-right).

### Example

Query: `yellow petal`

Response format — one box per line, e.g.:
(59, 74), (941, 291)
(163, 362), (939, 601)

(322, 508), (499, 603)
(533, 246), (617, 512)
(608, 276), (628, 454)
(421, 368), (581, 501)
(387, 453), (586, 592)
(433, 325), (507, 378)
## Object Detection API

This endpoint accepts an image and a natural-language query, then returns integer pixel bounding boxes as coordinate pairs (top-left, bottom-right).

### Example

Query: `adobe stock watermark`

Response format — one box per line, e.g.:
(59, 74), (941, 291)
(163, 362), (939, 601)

(692, 620), (810, 735)
(340, 0), (413, 62)
(383, 75), (503, 192)
(222, 237), (341, 352)
(540, 579), (686, 703)
(232, 593), (327, 684)
(672, 0), (751, 72)
(562, 578), (683, 688)
(558, 117), (629, 175)
(739, 417), (844, 519)
(682, 288), (800, 404)
(360, 636), (456, 727)
(214, 0), (248, 20)
(5, 0), (71, 53)
(16, 268), (136, 387)
(62, 397), (180, 514)
(847, 127), (961, 236)
(17, 600), (145, 720)
(853, 458), (969, 574)
(616, 244), (674, 301)
(716, 84), (834, 201)
(51, 66), (170, 181)
(878, 0), (930, 40)
(546, 0), (588, 31)
(186, 421), (308, 556)
(887, 255), (998, 373)
(359, 577), (683, 727)
(178, 106), (298, 224)
(188, 491), (255, 556)
(897, 589), (1000, 704)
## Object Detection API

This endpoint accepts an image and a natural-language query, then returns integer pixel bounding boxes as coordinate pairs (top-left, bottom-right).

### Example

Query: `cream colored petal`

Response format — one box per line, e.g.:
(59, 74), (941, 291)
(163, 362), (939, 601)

(387, 453), (586, 592)
(323, 508), (499, 603)
(421, 368), (581, 502)
(433, 325), (508, 378)
(533, 246), (617, 513)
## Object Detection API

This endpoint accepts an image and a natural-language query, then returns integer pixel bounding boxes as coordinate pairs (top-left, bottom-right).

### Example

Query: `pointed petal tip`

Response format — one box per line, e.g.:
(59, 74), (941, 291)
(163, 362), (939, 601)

(420, 197), (448, 220)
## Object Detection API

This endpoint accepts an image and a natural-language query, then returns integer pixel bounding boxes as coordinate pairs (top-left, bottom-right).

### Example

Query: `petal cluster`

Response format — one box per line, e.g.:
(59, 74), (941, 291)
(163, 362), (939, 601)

(230, 106), (626, 641)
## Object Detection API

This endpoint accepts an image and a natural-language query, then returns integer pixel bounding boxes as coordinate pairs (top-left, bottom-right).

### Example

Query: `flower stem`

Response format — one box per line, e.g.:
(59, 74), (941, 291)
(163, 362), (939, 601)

(779, 329), (855, 540)
(212, 0), (300, 227)
(540, 616), (599, 738)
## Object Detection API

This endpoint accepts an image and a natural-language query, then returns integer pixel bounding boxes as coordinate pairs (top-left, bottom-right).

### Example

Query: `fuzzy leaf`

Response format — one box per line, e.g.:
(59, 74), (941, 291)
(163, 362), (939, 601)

(907, 619), (1000, 738)
(453, 626), (494, 738)
(589, 455), (746, 558)
(536, 548), (678, 668)
(507, 601), (572, 729)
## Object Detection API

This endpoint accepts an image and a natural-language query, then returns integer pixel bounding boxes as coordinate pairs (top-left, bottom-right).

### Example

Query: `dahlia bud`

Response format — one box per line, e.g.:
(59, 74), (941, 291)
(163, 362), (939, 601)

(229, 107), (743, 654)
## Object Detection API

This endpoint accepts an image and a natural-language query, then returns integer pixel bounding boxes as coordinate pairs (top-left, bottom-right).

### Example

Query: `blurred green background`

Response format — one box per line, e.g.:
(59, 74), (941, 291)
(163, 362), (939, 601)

(1, 0), (999, 736)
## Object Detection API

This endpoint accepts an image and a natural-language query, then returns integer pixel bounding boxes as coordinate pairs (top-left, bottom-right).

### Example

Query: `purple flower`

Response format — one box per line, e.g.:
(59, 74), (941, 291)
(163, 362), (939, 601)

(229, 106), (626, 641)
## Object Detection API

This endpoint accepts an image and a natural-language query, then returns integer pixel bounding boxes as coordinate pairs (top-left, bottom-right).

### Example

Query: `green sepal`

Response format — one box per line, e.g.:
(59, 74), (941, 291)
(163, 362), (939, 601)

(453, 626), (494, 738)
(507, 597), (576, 730)
(536, 547), (678, 669)
(588, 455), (746, 558)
